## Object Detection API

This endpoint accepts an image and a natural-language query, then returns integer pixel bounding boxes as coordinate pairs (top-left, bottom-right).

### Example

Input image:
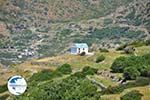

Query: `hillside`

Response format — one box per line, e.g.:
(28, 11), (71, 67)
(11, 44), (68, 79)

(0, 45), (150, 100)
(0, 0), (150, 100)
(0, 0), (150, 66)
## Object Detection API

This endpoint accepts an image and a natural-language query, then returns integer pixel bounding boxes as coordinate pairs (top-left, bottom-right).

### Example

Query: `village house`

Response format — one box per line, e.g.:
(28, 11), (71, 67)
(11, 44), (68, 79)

(71, 43), (89, 55)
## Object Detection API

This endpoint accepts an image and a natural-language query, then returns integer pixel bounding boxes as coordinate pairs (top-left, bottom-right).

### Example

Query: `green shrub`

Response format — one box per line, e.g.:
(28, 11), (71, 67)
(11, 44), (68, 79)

(130, 40), (145, 47)
(0, 84), (7, 93)
(82, 66), (98, 75)
(104, 18), (113, 25)
(145, 39), (150, 46)
(99, 48), (109, 52)
(57, 29), (72, 37)
(0, 94), (9, 100)
(120, 90), (143, 100)
(73, 72), (86, 78)
(57, 63), (72, 74)
(96, 55), (105, 63)
(111, 56), (127, 73)
(111, 53), (150, 79)
(123, 67), (140, 80)
(102, 85), (124, 94)
(139, 65), (150, 77)
(29, 63), (72, 82)
(29, 70), (62, 82)
(16, 69), (101, 100)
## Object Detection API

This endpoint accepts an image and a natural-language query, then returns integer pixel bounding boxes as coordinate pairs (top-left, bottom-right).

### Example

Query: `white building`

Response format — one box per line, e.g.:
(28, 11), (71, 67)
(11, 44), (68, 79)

(71, 43), (89, 55)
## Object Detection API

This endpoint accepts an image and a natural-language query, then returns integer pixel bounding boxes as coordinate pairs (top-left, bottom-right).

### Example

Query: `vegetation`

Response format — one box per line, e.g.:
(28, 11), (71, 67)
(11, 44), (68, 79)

(120, 90), (143, 100)
(14, 66), (100, 100)
(56, 29), (72, 38)
(111, 53), (150, 79)
(0, 94), (9, 100)
(123, 67), (140, 80)
(103, 18), (113, 25)
(96, 55), (105, 63)
(56, 63), (72, 74)
(111, 56), (127, 73)
(102, 77), (150, 94)
(0, 84), (7, 93)
(99, 48), (109, 52)
(130, 41), (146, 47)
(0, 0), (150, 99)
(82, 66), (98, 76)
(145, 39), (150, 46)
(75, 27), (143, 46)
(29, 63), (72, 82)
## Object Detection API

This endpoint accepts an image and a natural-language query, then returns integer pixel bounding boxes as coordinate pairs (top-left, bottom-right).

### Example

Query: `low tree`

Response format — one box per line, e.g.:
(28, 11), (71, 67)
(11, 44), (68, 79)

(95, 55), (105, 63)
(111, 56), (127, 73)
(123, 67), (140, 80)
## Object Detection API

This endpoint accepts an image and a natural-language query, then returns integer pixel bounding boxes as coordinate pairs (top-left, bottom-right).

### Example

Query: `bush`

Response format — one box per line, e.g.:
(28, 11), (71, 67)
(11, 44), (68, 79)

(29, 63), (72, 83)
(72, 67), (98, 78)
(0, 84), (7, 93)
(57, 63), (72, 74)
(73, 72), (86, 78)
(82, 66), (98, 75)
(130, 40), (145, 47)
(99, 48), (109, 52)
(111, 56), (127, 73)
(104, 18), (113, 25)
(140, 65), (150, 77)
(96, 55), (105, 63)
(29, 70), (62, 82)
(120, 90), (143, 100)
(18, 69), (101, 100)
(102, 85), (124, 94)
(111, 53), (150, 79)
(145, 39), (150, 46)
(123, 67), (140, 80)
(0, 94), (9, 100)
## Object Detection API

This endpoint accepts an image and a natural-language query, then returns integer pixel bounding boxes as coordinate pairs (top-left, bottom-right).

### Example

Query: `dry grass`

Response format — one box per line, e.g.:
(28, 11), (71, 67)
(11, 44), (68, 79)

(0, 67), (16, 85)
(135, 46), (150, 55)
(102, 86), (150, 100)
(34, 49), (122, 71)
(102, 94), (120, 100)
(122, 86), (150, 100)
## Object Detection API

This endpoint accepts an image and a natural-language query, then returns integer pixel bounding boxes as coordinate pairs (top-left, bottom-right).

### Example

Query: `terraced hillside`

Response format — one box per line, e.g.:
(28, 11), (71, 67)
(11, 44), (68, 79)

(0, 45), (150, 100)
